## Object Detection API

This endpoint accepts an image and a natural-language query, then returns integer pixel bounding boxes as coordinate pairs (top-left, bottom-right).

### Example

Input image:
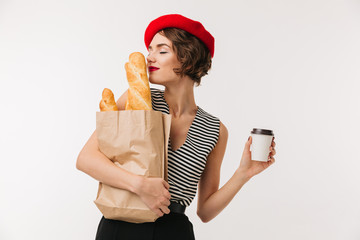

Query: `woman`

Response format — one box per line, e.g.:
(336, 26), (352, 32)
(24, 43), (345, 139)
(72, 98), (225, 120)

(76, 14), (276, 240)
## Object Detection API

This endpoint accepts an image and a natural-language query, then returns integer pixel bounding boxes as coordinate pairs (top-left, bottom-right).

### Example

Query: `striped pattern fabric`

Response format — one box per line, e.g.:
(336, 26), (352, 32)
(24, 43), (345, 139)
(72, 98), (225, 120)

(150, 88), (221, 207)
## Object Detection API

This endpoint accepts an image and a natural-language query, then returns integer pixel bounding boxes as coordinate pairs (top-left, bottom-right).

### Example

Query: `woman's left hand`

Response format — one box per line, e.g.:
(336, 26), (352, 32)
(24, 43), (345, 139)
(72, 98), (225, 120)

(238, 136), (276, 179)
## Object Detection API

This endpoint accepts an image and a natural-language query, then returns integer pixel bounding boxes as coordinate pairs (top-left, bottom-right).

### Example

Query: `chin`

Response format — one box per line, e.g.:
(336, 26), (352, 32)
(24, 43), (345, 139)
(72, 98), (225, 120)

(149, 76), (164, 85)
(148, 77), (155, 84)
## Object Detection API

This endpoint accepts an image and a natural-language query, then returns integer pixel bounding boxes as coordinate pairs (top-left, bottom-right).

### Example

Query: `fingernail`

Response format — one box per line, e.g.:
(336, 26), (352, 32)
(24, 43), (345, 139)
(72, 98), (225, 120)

(248, 136), (250, 140)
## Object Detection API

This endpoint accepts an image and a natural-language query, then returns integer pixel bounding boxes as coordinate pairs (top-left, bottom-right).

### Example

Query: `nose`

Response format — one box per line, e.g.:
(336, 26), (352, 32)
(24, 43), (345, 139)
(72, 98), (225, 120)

(146, 52), (155, 64)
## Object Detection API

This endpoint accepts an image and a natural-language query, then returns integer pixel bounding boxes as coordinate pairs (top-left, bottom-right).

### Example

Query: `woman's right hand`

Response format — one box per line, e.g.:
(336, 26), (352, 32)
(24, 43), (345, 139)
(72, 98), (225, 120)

(134, 176), (171, 217)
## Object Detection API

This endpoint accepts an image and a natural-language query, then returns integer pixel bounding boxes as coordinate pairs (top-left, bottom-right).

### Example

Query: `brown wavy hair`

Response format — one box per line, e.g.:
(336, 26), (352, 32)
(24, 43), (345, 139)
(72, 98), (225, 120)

(159, 28), (212, 87)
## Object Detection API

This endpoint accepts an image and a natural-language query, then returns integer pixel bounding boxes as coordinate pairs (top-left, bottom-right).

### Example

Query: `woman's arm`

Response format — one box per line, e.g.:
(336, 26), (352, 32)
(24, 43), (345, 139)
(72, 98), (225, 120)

(76, 89), (171, 217)
(196, 122), (276, 223)
(76, 89), (138, 191)
(76, 129), (143, 193)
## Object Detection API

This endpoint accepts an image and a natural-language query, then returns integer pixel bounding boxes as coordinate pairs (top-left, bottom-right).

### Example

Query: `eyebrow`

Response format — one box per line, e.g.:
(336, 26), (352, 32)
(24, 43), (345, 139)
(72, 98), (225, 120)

(148, 43), (171, 50)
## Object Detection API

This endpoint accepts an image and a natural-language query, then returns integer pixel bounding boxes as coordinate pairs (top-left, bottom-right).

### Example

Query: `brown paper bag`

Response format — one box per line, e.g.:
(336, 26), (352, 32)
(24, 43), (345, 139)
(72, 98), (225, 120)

(94, 110), (171, 223)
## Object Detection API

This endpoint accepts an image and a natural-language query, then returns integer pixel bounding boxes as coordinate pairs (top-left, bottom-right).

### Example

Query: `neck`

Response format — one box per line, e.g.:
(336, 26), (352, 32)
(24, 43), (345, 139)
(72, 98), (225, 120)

(163, 78), (197, 119)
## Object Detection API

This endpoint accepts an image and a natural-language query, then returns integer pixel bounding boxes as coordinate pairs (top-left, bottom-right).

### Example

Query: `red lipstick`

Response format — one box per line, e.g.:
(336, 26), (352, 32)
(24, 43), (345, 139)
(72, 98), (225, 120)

(148, 66), (159, 72)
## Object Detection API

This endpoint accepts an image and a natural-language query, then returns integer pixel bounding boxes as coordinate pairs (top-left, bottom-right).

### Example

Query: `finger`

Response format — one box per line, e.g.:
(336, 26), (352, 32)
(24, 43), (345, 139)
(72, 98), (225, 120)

(154, 208), (164, 217)
(163, 180), (170, 190)
(269, 145), (276, 152)
(245, 136), (252, 150)
(268, 156), (275, 163)
(272, 141), (276, 147)
(165, 191), (171, 200)
(160, 205), (170, 214)
(272, 148), (276, 155)
(162, 198), (171, 206)
(164, 190), (171, 200)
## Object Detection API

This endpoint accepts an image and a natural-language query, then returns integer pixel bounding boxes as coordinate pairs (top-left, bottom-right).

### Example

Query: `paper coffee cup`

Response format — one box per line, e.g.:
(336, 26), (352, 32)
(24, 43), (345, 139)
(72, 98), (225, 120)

(250, 128), (274, 162)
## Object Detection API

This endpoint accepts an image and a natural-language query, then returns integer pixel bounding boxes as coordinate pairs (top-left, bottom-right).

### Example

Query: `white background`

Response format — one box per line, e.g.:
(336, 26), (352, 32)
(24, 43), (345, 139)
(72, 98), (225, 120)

(1, 0), (360, 239)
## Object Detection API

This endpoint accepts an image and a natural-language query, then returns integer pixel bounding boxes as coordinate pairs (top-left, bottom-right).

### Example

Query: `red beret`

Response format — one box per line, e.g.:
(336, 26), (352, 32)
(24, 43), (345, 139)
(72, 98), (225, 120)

(144, 14), (215, 58)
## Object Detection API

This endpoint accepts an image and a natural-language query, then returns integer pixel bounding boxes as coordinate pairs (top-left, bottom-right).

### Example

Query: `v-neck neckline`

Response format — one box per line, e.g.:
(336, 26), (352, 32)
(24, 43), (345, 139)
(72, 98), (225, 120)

(161, 90), (200, 152)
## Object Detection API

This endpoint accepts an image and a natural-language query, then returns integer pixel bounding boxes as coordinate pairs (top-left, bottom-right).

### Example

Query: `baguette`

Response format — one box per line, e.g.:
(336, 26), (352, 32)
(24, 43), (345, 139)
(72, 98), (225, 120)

(125, 52), (152, 110)
(99, 88), (118, 111)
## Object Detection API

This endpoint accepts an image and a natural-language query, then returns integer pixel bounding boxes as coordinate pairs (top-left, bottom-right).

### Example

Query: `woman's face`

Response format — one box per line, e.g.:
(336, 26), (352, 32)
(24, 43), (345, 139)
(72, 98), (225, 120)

(146, 32), (182, 84)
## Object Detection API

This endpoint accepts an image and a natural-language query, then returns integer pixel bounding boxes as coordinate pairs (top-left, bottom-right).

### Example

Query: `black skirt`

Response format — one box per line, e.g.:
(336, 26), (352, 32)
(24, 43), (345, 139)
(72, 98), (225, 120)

(95, 212), (196, 240)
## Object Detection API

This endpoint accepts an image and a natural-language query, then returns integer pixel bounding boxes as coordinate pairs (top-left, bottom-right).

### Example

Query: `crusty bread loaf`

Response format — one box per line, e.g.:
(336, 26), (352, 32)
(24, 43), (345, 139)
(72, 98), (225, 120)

(99, 88), (118, 111)
(125, 52), (152, 110)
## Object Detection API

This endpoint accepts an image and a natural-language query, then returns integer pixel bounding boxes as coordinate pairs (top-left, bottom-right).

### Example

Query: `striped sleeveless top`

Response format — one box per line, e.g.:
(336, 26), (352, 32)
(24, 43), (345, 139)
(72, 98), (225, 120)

(150, 88), (221, 207)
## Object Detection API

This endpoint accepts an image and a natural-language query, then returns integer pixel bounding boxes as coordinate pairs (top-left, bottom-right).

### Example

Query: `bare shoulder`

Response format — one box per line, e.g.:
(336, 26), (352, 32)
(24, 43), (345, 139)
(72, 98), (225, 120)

(206, 120), (228, 161)
(116, 89), (129, 110)
(218, 121), (228, 141)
